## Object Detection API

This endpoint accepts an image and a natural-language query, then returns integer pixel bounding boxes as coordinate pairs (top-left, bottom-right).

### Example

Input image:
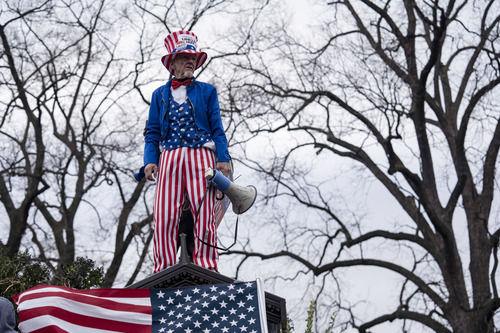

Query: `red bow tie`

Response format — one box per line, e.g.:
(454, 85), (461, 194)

(172, 79), (192, 90)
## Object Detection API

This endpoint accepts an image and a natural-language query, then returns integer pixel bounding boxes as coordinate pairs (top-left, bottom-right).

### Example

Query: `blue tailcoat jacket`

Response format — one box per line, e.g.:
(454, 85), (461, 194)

(143, 80), (231, 166)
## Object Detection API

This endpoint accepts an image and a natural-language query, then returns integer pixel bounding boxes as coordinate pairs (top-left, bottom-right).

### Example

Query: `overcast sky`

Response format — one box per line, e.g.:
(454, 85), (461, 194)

(1, 1), (499, 332)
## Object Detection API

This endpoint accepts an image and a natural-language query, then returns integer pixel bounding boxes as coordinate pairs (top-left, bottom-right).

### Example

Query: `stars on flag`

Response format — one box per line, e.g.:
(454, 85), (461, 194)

(152, 281), (263, 332)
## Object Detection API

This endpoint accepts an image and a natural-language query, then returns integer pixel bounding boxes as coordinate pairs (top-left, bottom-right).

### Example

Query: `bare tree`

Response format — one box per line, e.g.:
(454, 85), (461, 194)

(0, 0), (52, 257)
(0, 0), (154, 286)
(0, 0), (271, 287)
(220, 1), (500, 332)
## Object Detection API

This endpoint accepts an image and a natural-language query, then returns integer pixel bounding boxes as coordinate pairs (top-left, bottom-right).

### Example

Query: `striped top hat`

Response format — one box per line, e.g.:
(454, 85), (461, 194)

(161, 30), (207, 75)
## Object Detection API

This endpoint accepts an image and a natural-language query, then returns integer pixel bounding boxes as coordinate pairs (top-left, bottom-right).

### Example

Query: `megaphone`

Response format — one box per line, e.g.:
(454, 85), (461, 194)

(205, 168), (257, 214)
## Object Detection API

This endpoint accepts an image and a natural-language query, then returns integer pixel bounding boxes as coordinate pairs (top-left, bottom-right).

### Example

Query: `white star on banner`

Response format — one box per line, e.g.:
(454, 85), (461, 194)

(152, 281), (263, 333)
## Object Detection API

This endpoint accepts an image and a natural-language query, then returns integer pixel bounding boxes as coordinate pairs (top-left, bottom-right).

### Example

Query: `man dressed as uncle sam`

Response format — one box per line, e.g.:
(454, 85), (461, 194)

(143, 30), (231, 272)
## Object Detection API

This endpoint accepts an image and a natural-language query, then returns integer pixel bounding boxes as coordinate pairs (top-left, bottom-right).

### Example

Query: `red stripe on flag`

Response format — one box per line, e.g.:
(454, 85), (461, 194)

(19, 307), (151, 333)
(17, 284), (150, 298)
(15, 286), (152, 333)
(18, 291), (151, 314)
(31, 325), (70, 333)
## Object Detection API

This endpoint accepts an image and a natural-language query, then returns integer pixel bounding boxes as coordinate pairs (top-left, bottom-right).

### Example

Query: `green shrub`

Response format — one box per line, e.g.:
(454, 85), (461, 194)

(0, 248), (103, 300)
(0, 249), (50, 300)
(53, 257), (104, 289)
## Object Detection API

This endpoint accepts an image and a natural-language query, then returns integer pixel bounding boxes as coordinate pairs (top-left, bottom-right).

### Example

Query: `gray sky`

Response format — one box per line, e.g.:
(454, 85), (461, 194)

(1, 1), (499, 332)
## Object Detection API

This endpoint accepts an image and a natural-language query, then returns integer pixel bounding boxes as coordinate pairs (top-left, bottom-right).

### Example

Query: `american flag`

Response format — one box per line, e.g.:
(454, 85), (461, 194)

(14, 281), (268, 333)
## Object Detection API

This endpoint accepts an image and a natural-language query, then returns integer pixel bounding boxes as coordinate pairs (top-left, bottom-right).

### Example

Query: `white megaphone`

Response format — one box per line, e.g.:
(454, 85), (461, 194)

(205, 168), (257, 214)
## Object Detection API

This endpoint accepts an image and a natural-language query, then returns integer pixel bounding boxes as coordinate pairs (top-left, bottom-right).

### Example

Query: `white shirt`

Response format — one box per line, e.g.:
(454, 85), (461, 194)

(169, 85), (216, 151)
(171, 86), (187, 103)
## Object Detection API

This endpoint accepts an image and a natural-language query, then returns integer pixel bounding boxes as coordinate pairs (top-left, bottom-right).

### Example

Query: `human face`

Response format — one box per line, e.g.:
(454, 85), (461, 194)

(171, 53), (197, 79)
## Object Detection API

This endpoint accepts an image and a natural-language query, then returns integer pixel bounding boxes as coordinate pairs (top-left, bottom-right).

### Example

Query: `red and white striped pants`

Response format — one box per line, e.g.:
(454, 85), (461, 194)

(153, 147), (218, 272)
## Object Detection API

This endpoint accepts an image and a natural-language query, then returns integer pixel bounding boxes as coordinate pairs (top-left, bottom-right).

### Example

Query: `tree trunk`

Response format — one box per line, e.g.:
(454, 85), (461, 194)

(5, 210), (29, 256)
(450, 310), (493, 333)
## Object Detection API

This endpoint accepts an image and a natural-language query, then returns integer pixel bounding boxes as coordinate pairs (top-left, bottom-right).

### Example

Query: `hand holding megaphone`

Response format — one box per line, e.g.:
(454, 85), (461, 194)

(205, 168), (257, 214)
